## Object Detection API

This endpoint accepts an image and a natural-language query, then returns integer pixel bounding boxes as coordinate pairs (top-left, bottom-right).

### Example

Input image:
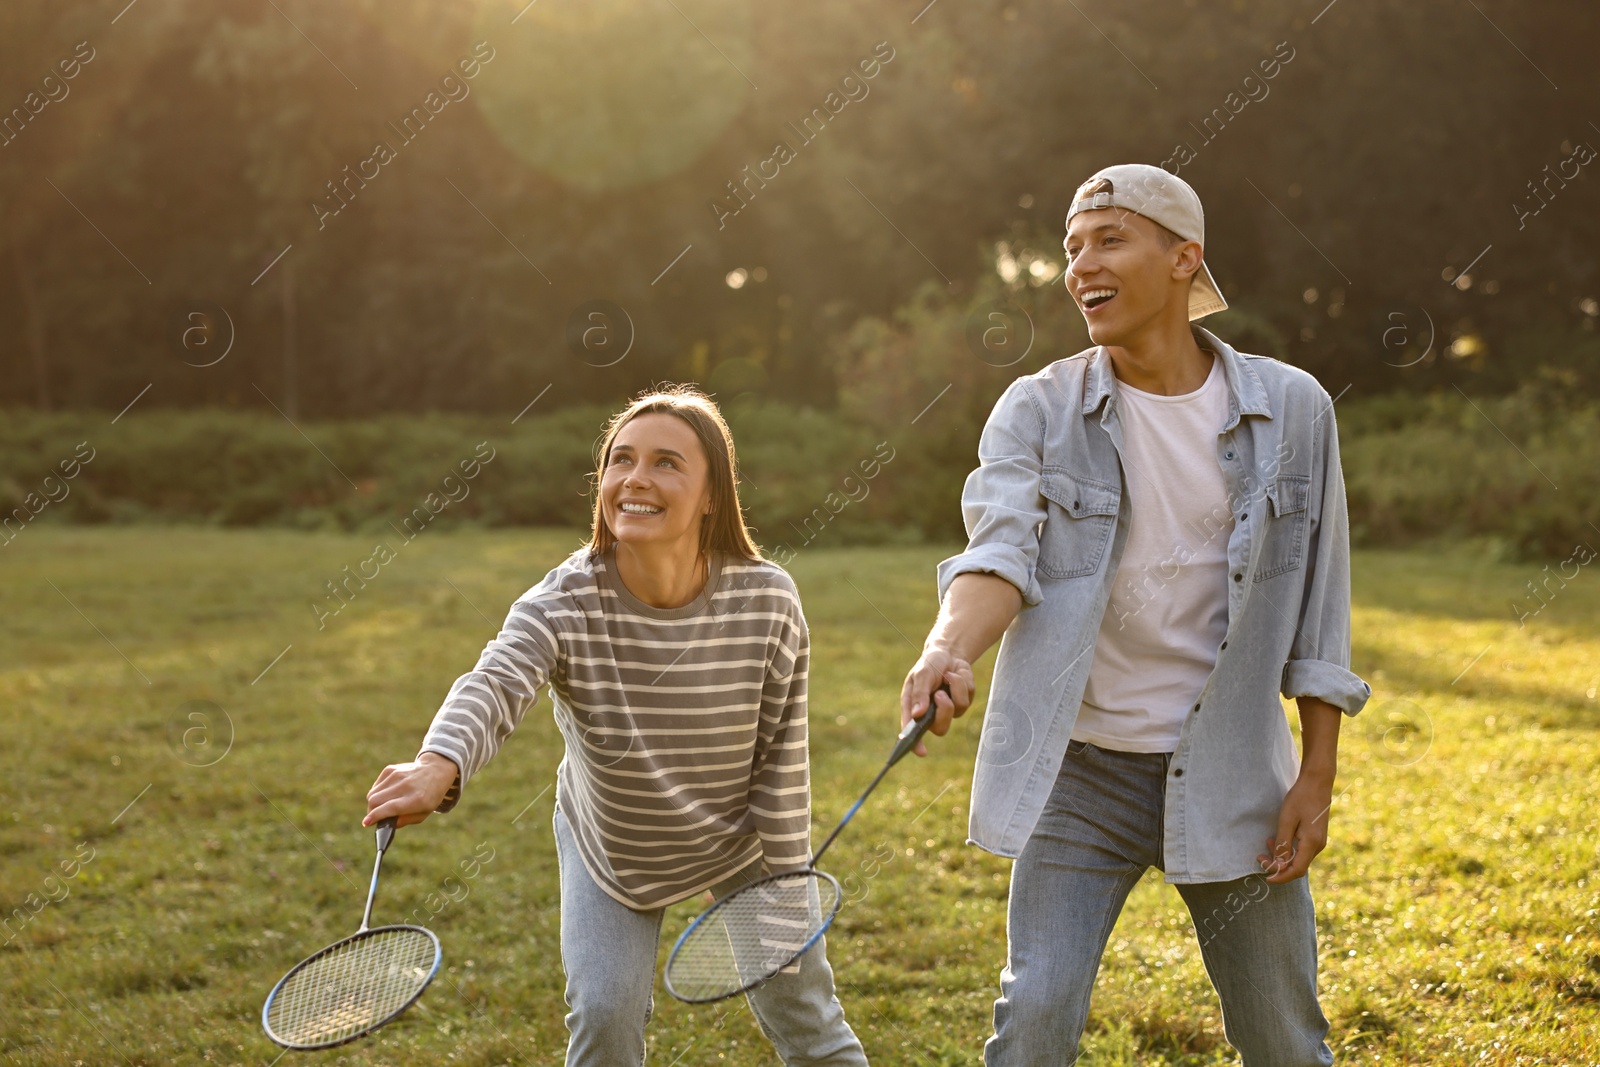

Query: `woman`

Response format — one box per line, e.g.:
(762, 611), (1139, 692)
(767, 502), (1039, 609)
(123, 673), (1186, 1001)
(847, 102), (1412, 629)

(363, 385), (869, 1066)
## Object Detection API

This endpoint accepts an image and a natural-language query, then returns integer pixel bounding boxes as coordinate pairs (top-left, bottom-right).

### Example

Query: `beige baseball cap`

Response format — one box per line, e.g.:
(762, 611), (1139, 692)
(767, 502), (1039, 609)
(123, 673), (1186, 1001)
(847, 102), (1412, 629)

(1064, 163), (1228, 321)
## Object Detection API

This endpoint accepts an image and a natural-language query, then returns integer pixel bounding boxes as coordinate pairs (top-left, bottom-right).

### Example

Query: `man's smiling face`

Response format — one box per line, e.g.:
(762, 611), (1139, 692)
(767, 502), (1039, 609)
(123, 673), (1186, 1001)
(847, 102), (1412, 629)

(1064, 207), (1196, 347)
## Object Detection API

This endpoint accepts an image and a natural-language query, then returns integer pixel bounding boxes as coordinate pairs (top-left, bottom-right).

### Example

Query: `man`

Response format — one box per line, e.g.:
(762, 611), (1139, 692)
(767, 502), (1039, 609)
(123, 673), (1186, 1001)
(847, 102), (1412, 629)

(901, 163), (1370, 1065)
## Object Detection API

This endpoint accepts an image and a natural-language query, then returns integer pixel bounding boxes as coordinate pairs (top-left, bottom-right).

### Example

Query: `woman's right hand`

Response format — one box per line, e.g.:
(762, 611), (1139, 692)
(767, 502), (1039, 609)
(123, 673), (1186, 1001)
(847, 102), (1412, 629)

(364, 752), (459, 828)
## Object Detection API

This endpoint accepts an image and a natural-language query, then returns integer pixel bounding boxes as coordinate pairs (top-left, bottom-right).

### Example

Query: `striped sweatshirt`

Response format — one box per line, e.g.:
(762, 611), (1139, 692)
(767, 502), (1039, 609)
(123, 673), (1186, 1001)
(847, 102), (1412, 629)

(416, 545), (812, 910)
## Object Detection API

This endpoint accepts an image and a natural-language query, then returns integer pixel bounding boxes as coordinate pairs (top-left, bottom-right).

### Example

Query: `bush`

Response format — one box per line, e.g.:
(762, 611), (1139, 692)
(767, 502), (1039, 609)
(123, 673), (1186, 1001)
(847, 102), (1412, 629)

(1341, 379), (1600, 559)
(3, 374), (1595, 561)
(0, 402), (924, 552)
(0, 406), (608, 538)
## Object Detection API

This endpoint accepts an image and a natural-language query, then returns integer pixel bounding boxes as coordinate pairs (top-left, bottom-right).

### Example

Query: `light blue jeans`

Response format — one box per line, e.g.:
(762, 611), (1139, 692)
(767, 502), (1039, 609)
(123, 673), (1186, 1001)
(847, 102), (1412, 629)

(553, 806), (869, 1066)
(986, 739), (1335, 1066)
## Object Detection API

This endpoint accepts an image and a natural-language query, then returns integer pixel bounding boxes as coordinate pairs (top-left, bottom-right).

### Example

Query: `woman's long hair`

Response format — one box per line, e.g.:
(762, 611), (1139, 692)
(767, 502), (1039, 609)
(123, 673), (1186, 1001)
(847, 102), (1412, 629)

(585, 384), (762, 562)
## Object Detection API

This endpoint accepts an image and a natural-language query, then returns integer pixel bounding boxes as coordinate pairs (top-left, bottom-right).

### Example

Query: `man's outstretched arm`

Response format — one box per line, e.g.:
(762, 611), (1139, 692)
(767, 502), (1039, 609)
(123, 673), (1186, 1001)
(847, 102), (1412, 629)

(899, 572), (1022, 757)
(904, 376), (1047, 755)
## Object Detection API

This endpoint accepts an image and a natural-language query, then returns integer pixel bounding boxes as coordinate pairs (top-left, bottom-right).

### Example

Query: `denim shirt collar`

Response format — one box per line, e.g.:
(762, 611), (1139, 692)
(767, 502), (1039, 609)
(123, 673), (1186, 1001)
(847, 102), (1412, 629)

(1079, 324), (1275, 431)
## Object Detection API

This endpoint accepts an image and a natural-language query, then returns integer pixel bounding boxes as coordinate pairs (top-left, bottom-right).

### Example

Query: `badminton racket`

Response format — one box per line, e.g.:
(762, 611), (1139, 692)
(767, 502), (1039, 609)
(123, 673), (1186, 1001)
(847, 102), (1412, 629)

(663, 683), (950, 1003)
(261, 816), (442, 1050)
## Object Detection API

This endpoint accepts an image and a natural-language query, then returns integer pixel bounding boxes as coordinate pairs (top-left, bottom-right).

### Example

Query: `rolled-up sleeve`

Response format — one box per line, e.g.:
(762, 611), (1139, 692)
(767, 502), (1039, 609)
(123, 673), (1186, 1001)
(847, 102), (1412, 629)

(936, 378), (1049, 608)
(1279, 394), (1372, 715)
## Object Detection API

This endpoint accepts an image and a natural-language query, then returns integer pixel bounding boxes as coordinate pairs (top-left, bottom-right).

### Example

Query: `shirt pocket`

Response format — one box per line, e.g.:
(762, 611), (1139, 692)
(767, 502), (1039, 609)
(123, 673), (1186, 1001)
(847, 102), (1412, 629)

(1254, 474), (1311, 582)
(1036, 469), (1119, 580)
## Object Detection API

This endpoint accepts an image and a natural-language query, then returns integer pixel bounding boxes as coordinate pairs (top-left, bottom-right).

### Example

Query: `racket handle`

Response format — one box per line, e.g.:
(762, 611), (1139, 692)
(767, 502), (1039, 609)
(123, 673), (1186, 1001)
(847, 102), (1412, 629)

(810, 683), (957, 867)
(359, 817), (399, 933)
(890, 683), (951, 766)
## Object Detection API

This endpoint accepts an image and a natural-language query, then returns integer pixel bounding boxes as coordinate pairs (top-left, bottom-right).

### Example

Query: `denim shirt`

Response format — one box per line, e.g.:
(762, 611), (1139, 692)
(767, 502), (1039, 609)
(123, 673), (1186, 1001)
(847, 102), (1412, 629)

(937, 324), (1371, 883)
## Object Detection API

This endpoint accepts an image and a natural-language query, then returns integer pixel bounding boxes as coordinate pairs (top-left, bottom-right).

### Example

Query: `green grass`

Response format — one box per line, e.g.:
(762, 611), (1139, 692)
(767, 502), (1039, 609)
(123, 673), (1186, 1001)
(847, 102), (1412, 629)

(1, 528), (1597, 1066)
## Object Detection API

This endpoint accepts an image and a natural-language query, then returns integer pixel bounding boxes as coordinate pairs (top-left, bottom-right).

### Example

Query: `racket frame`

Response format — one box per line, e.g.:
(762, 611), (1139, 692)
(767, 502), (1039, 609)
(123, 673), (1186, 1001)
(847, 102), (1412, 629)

(262, 815), (444, 1050)
(662, 868), (843, 1004)
(261, 922), (443, 1050)
(663, 684), (949, 1004)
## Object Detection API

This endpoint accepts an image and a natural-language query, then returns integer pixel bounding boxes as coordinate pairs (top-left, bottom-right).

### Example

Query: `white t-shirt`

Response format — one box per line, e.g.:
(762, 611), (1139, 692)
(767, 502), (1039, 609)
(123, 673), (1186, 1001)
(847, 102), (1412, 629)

(1071, 348), (1233, 753)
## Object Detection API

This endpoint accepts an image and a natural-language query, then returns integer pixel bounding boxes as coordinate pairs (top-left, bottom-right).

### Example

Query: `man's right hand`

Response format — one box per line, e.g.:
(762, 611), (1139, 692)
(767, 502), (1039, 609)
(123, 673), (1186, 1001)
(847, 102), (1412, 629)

(899, 573), (1021, 757)
(900, 649), (975, 758)
(364, 752), (459, 828)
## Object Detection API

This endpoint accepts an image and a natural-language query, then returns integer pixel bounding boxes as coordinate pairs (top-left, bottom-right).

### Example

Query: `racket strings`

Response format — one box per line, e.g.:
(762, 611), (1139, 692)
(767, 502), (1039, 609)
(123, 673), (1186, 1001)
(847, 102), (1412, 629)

(666, 873), (840, 1002)
(266, 927), (438, 1046)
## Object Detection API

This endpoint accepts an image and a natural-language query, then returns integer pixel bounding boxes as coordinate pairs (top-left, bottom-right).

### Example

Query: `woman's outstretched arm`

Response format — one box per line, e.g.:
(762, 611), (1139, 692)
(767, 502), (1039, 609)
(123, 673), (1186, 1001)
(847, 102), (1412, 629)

(365, 586), (563, 827)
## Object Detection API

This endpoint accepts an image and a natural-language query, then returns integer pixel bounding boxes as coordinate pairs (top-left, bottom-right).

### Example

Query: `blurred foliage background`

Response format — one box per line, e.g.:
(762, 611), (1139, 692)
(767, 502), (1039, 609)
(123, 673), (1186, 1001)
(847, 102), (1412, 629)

(4, 6), (1600, 1064)
(2, 0), (1596, 558)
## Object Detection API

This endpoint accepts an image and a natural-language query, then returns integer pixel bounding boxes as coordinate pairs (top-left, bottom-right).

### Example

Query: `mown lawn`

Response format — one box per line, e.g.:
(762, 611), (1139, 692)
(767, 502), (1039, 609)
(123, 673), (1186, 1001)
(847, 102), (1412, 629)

(1, 527), (1596, 1066)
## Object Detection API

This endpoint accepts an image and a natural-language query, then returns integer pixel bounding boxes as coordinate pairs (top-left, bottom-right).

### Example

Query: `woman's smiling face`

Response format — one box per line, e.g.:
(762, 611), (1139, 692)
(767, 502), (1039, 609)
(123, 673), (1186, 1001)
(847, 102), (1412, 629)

(600, 412), (713, 550)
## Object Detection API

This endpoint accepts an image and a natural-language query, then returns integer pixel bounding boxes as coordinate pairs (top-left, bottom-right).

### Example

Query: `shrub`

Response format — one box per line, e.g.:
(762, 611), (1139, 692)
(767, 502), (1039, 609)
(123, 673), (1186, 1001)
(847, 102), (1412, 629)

(3, 376), (1595, 561)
